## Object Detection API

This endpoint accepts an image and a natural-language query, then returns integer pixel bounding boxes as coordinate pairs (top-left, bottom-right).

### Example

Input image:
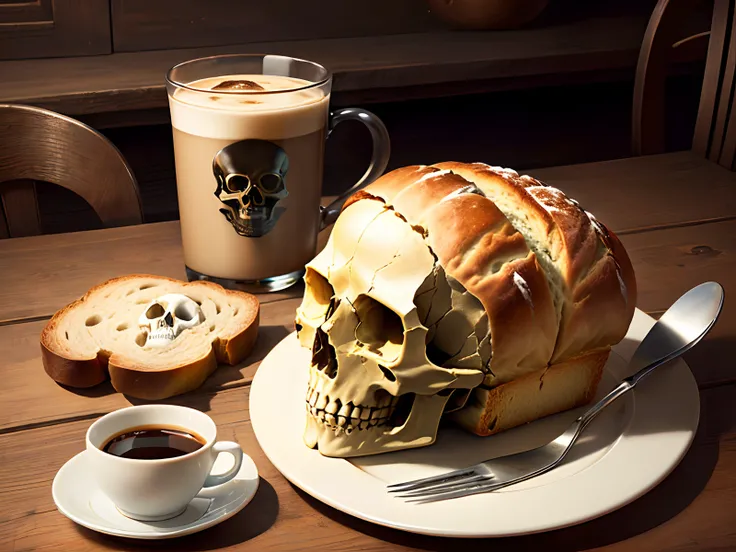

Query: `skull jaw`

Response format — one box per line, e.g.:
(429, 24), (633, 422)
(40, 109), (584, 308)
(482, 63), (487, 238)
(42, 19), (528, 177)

(303, 393), (452, 458)
(145, 327), (176, 347)
(219, 205), (285, 238)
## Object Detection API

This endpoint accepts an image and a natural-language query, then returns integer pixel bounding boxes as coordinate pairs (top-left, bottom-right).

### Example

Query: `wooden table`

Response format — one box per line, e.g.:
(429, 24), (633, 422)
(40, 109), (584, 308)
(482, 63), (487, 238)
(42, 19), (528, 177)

(1, 153), (735, 550)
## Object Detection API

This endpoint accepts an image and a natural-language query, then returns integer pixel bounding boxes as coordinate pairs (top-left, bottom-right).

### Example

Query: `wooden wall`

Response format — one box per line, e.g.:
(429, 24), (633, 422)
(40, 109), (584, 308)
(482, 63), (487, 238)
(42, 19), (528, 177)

(0, 0), (110, 60)
(110, 0), (441, 52)
(34, 74), (703, 235)
(1, 0), (660, 61)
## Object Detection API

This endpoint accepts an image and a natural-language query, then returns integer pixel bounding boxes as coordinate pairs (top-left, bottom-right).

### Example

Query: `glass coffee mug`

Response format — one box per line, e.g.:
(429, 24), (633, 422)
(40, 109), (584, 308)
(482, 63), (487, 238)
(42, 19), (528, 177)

(166, 54), (390, 292)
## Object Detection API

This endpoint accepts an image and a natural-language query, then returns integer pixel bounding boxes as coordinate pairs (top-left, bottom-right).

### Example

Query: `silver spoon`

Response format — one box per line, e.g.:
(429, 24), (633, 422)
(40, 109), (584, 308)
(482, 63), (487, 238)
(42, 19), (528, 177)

(390, 281), (725, 502)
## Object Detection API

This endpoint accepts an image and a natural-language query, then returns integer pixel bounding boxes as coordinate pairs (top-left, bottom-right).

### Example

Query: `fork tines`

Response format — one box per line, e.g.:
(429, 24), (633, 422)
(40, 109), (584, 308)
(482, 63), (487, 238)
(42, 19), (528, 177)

(403, 480), (510, 504)
(386, 467), (479, 493)
(392, 473), (495, 498)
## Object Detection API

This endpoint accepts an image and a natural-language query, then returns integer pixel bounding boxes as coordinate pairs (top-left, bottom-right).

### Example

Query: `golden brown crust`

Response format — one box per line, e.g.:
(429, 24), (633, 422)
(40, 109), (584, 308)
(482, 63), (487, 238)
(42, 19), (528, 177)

(108, 351), (218, 400)
(40, 274), (260, 399)
(356, 166), (559, 384)
(421, 193), (557, 383)
(431, 162), (637, 363)
(40, 342), (108, 388)
(453, 348), (609, 436)
(218, 296), (260, 364)
(40, 296), (107, 387)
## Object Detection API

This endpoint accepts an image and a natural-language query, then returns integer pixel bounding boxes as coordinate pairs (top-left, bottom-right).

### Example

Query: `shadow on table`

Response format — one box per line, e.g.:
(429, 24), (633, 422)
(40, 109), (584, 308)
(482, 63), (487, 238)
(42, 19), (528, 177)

(204, 323), (291, 389)
(58, 380), (117, 398)
(684, 333), (736, 387)
(72, 477), (279, 550)
(294, 392), (721, 551)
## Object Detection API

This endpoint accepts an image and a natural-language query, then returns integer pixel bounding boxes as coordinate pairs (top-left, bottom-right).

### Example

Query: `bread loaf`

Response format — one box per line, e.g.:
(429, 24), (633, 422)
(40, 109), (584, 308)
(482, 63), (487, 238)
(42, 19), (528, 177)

(343, 163), (636, 437)
(432, 163), (636, 364)
(41, 275), (259, 400)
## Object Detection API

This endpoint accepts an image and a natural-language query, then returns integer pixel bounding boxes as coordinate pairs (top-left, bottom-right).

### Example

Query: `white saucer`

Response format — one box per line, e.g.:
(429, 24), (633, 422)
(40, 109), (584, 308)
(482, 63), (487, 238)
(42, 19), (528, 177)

(52, 449), (259, 539)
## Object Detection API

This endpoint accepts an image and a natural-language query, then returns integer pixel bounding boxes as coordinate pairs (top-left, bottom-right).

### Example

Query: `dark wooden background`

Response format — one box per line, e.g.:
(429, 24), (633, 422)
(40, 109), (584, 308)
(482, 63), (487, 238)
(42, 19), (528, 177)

(34, 72), (703, 234)
(0, 0), (709, 235)
(1, 0), (661, 60)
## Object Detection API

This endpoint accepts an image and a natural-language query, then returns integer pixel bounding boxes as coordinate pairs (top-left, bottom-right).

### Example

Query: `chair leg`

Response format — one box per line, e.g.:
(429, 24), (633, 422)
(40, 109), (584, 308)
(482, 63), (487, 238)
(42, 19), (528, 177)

(0, 207), (8, 239)
(1, 180), (42, 238)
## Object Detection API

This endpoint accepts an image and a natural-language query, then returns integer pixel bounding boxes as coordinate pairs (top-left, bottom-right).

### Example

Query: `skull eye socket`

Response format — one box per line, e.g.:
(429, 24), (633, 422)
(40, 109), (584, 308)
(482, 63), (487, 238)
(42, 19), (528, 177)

(312, 327), (338, 379)
(258, 173), (283, 194)
(224, 174), (250, 193)
(354, 295), (405, 361)
(300, 268), (335, 323)
(174, 302), (197, 322)
(145, 303), (165, 319)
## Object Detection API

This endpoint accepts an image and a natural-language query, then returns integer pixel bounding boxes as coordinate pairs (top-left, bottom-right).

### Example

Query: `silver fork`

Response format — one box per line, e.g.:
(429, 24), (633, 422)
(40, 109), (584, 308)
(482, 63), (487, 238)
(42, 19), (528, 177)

(387, 282), (724, 504)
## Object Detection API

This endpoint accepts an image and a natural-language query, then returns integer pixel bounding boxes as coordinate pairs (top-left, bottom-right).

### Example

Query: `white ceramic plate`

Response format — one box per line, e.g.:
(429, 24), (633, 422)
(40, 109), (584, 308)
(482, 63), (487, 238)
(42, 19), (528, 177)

(250, 309), (700, 537)
(52, 450), (259, 539)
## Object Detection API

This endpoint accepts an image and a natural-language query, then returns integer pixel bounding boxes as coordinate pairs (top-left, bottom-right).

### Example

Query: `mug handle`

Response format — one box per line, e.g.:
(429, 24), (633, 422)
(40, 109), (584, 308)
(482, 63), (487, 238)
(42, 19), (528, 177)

(203, 441), (244, 487)
(319, 107), (391, 230)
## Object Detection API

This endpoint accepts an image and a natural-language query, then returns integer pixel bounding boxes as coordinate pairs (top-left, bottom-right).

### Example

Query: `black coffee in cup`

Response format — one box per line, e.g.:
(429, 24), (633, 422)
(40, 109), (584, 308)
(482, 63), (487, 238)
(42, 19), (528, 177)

(102, 425), (205, 459)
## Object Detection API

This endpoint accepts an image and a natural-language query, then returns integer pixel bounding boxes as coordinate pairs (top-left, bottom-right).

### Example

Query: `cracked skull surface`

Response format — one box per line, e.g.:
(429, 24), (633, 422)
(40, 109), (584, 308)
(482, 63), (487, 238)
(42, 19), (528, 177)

(294, 163), (636, 458)
(293, 165), (559, 458)
(138, 294), (204, 347)
(295, 198), (487, 457)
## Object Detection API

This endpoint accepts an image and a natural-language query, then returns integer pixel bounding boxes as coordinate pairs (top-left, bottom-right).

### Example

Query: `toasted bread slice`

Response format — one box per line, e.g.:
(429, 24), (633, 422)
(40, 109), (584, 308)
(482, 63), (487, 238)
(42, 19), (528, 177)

(41, 275), (259, 400)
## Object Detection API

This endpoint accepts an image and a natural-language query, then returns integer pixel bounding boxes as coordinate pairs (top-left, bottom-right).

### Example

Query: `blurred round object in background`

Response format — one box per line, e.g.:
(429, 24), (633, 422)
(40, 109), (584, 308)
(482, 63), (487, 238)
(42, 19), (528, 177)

(427, 0), (549, 30)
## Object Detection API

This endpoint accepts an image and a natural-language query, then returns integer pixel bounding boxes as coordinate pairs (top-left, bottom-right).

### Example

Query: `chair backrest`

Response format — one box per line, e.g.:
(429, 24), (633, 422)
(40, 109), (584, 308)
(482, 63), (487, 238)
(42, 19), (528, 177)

(0, 104), (143, 238)
(633, 0), (736, 170)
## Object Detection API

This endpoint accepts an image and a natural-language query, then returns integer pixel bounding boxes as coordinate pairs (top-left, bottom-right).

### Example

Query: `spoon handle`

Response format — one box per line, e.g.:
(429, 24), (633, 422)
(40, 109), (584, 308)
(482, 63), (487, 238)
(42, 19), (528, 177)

(623, 343), (691, 387)
(577, 380), (631, 431)
(576, 303), (720, 432)
(576, 348), (687, 431)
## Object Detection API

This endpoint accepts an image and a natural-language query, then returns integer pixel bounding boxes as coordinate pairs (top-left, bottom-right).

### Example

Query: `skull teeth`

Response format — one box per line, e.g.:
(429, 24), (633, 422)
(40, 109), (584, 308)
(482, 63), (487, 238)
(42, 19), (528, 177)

(306, 389), (398, 431)
(338, 403), (353, 418)
(315, 394), (328, 410)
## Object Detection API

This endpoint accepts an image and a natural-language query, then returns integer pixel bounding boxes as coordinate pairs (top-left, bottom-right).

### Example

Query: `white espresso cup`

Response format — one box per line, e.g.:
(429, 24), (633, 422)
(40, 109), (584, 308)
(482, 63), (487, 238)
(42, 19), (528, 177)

(85, 404), (243, 521)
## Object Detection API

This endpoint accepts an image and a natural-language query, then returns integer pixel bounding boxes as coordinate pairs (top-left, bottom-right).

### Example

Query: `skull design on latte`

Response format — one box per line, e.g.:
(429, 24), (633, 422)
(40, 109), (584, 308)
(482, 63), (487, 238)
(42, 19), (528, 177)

(212, 139), (289, 237)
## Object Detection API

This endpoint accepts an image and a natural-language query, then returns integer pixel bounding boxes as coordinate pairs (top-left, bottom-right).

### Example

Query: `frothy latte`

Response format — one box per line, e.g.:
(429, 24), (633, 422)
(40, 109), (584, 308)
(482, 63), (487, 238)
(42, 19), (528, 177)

(169, 74), (329, 281)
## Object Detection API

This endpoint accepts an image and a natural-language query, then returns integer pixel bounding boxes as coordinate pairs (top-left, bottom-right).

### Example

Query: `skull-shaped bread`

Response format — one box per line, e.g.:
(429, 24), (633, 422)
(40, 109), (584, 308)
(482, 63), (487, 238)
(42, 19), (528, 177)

(295, 167), (559, 458)
(296, 163), (637, 457)
(138, 294), (204, 347)
(213, 139), (289, 237)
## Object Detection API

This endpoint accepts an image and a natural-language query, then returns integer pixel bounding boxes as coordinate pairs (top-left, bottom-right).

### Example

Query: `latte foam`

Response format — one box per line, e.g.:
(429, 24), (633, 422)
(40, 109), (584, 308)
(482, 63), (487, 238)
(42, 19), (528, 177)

(169, 74), (329, 140)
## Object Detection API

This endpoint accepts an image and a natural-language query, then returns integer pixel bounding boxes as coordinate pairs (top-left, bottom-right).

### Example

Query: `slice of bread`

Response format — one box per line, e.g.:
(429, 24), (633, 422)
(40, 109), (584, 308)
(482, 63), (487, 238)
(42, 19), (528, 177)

(41, 275), (259, 400)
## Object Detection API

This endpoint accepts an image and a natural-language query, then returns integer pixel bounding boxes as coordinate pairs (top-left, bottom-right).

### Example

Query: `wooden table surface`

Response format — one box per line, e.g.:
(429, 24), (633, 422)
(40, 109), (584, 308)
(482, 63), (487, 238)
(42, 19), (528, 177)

(1, 151), (735, 551)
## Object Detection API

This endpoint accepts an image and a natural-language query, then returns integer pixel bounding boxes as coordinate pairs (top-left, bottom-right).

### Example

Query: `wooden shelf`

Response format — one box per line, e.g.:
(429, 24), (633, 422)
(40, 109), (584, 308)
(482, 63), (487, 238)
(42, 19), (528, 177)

(0, 15), (653, 117)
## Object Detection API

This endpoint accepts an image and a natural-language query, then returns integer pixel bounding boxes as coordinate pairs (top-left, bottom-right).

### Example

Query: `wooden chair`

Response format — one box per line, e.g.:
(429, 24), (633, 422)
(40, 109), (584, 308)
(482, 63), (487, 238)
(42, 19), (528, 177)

(527, 0), (736, 235)
(0, 104), (143, 238)
(633, 0), (736, 165)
